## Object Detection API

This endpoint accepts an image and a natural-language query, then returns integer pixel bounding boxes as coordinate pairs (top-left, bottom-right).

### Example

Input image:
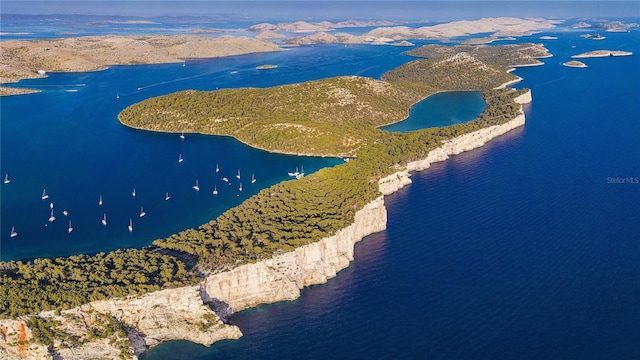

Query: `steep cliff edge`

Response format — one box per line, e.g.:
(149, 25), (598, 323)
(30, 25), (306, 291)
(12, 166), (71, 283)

(378, 89), (530, 193)
(201, 196), (387, 312)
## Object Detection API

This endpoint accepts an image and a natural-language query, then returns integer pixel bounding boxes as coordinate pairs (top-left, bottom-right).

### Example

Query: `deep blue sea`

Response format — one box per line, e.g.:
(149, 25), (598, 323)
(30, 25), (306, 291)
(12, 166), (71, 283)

(2, 15), (639, 360)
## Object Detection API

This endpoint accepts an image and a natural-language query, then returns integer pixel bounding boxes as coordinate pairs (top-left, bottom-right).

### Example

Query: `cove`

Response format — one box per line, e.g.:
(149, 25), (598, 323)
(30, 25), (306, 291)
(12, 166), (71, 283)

(380, 91), (485, 132)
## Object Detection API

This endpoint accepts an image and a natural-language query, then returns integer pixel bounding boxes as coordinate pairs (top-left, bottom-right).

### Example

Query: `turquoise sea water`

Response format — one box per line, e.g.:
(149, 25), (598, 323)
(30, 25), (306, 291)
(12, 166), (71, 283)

(1, 14), (639, 360)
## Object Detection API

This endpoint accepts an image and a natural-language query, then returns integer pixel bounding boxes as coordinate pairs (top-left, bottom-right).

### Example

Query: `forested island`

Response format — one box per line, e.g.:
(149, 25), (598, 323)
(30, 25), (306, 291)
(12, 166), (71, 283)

(1, 43), (544, 359)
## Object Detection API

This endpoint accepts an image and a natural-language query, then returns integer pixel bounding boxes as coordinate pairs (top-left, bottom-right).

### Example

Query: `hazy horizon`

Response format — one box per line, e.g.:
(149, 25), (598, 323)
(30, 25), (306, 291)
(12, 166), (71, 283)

(2, 1), (639, 21)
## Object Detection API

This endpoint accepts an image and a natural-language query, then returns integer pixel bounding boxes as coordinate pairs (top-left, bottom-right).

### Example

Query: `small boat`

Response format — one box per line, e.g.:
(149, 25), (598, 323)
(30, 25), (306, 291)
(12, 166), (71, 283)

(236, 169), (241, 180)
(215, 163), (219, 173)
(132, 188), (136, 197)
(193, 179), (200, 191)
(182, 62), (186, 67)
(178, 154), (184, 163)
(180, 131), (185, 140)
(102, 213), (107, 226)
(222, 177), (229, 183)
(128, 218), (133, 232)
(10, 226), (18, 238)
(251, 174), (256, 184)
(165, 192), (170, 201)
(48, 209), (56, 222)
(50, 202), (54, 209)
(98, 195), (103, 206)
(41, 189), (49, 200)
(139, 206), (146, 217)
(213, 185), (218, 195)
(239, 182), (243, 192)
(63, 210), (69, 216)
(3, 174), (9, 184)
(68, 220), (73, 233)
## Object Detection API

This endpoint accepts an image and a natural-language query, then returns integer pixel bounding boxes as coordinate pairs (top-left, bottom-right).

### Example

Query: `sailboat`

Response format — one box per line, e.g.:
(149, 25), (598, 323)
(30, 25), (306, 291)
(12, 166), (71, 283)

(193, 179), (200, 191)
(288, 167), (299, 177)
(236, 169), (241, 180)
(98, 195), (103, 206)
(139, 206), (146, 217)
(251, 174), (256, 184)
(128, 218), (133, 232)
(212, 185), (218, 195)
(222, 177), (229, 183)
(68, 220), (73, 233)
(132, 188), (136, 197)
(178, 154), (184, 163)
(41, 189), (49, 200)
(116, 93), (120, 99)
(50, 202), (54, 209)
(296, 166), (305, 179)
(239, 182), (243, 192)
(165, 192), (170, 201)
(180, 131), (185, 140)
(3, 174), (9, 184)
(215, 163), (219, 173)
(48, 208), (56, 222)
(10, 226), (18, 238)
(102, 213), (107, 226)
(63, 210), (69, 216)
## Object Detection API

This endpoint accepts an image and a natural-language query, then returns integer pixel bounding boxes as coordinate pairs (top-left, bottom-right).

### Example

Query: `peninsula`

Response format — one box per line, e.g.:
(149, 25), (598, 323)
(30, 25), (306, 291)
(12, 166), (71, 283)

(1, 43), (542, 359)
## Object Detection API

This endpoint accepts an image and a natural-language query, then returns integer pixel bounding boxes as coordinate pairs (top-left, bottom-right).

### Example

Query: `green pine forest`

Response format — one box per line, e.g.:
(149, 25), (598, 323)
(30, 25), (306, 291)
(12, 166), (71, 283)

(1, 44), (533, 319)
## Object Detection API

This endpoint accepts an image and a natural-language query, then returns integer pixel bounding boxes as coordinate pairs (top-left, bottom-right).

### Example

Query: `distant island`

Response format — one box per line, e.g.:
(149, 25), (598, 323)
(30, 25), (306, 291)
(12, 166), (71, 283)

(572, 50), (633, 58)
(282, 17), (559, 46)
(563, 60), (587, 68)
(256, 64), (278, 70)
(581, 34), (606, 40)
(0, 35), (282, 85)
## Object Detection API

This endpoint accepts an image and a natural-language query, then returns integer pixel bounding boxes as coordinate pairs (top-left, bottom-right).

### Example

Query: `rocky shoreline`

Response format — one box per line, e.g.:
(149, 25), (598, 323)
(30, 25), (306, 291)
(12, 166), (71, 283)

(0, 89), (531, 360)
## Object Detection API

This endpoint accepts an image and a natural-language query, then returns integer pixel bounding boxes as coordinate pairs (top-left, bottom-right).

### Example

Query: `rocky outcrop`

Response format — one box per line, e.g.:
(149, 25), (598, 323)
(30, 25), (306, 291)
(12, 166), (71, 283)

(0, 286), (241, 360)
(201, 196), (387, 312)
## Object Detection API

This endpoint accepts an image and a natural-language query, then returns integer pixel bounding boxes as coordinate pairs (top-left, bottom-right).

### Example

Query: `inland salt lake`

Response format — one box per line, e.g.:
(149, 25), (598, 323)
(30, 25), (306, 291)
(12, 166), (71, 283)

(2, 25), (639, 359)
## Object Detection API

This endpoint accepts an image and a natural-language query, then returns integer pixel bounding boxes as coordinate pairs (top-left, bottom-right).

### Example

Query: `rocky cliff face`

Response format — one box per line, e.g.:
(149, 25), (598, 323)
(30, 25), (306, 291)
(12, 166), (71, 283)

(0, 286), (241, 360)
(202, 196), (387, 312)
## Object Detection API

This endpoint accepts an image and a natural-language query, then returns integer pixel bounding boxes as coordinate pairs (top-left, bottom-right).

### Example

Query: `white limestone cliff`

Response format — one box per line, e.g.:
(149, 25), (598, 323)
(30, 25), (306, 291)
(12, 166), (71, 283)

(201, 196), (387, 312)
